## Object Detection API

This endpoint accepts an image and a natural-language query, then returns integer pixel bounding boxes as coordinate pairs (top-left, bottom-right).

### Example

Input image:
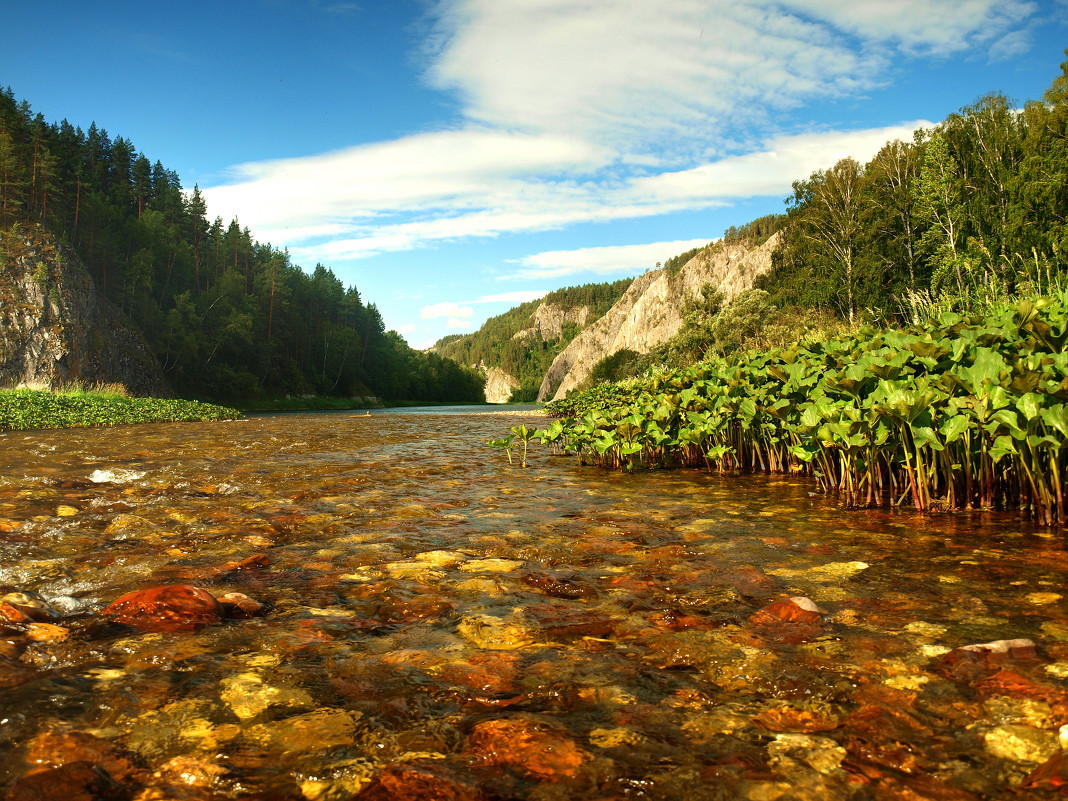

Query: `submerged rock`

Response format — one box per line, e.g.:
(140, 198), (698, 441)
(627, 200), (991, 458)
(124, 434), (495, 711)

(936, 638), (1039, 681)
(103, 585), (224, 632)
(457, 613), (536, 650)
(219, 672), (313, 720)
(5, 761), (130, 801)
(1, 589), (63, 623)
(982, 724), (1060, 764)
(467, 716), (589, 779)
(354, 759), (483, 801)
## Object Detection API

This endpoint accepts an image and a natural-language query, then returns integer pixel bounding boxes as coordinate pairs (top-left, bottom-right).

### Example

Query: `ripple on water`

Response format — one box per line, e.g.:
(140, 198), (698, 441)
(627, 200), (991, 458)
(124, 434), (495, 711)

(0, 412), (1066, 799)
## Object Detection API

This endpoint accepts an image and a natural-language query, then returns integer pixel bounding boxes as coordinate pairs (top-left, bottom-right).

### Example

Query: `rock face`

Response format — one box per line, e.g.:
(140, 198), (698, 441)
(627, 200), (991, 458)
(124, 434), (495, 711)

(481, 364), (521, 404)
(512, 302), (591, 343)
(537, 234), (779, 401)
(0, 224), (171, 396)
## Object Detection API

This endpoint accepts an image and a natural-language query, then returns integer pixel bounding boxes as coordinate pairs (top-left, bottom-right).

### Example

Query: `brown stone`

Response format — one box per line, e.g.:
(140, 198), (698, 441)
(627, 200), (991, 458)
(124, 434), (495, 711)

(25, 729), (141, 783)
(468, 716), (589, 780)
(750, 597), (823, 625)
(752, 705), (840, 733)
(102, 585), (223, 632)
(216, 592), (267, 619)
(524, 602), (616, 640)
(6, 761), (130, 801)
(935, 638), (1039, 682)
(1023, 749), (1068, 791)
(354, 760), (483, 801)
(440, 652), (522, 695)
(521, 570), (597, 599)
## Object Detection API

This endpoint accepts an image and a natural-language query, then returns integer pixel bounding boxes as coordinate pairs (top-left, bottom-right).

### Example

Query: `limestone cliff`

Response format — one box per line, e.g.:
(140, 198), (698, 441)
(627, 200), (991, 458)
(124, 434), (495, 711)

(481, 364), (521, 404)
(512, 303), (592, 343)
(537, 234), (779, 401)
(0, 224), (172, 396)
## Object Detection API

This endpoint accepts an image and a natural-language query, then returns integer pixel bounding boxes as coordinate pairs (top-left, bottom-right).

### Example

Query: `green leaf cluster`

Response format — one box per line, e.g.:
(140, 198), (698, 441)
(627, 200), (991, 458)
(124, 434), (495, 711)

(538, 292), (1068, 525)
(0, 388), (241, 431)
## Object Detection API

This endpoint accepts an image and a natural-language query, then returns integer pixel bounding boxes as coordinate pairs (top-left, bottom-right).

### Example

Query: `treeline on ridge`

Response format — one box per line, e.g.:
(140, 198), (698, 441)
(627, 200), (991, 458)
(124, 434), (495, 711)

(0, 88), (484, 404)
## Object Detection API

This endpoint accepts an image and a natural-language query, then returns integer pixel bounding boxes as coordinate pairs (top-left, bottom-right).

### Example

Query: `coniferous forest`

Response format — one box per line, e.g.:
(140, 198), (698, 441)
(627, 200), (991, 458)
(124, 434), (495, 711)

(0, 89), (485, 404)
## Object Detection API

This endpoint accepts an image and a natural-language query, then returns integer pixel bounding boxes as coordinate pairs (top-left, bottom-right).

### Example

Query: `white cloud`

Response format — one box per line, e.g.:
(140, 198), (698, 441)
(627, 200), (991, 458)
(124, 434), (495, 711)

(512, 239), (713, 280)
(393, 323), (417, 334)
(199, 1), (1037, 267)
(422, 301), (474, 319)
(447, 317), (473, 329)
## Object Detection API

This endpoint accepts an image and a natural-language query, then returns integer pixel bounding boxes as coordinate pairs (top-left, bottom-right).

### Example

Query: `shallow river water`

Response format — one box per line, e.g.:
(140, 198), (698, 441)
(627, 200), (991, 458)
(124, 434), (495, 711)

(0, 410), (1066, 800)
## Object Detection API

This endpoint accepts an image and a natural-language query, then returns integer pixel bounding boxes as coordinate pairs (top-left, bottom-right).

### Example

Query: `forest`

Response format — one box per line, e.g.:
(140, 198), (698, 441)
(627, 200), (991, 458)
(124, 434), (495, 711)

(0, 89), (484, 404)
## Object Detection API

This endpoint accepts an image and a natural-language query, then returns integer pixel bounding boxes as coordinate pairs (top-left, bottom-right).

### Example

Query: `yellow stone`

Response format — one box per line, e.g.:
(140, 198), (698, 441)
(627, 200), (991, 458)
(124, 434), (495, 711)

(56, 505), (78, 517)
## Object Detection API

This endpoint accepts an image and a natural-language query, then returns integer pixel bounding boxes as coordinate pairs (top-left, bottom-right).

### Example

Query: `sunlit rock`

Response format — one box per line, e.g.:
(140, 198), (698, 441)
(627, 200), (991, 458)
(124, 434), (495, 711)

(244, 708), (361, 751)
(458, 557), (524, 573)
(413, 550), (468, 568)
(936, 638), (1039, 680)
(298, 757), (376, 800)
(467, 716), (589, 779)
(457, 613), (536, 650)
(217, 592), (267, 619)
(25, 727), (142, 783)
(521, 570), (597, 599)
(103, 584), (223, 632)
(588, 727), (647, 748)
(1, 589), (62, 622)
(220, 671), (313, 720)
(1023, 749), (1068, 792)
(982, 724), (1060, 764)
(352, 759), (481, 800)
(768, 732), (847, 775)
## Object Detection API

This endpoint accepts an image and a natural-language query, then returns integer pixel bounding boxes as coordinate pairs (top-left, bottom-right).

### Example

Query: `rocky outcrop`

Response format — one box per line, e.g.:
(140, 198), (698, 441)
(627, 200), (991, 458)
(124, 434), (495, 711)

(537, 234), (779, 401)
(0, 224), (171, 396)
(481, 364), (521, 404)
(512, 303), (592, 343)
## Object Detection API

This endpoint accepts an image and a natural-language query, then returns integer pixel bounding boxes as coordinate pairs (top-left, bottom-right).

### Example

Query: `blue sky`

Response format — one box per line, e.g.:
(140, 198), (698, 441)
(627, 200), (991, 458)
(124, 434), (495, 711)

(4, 2), (1067, 347)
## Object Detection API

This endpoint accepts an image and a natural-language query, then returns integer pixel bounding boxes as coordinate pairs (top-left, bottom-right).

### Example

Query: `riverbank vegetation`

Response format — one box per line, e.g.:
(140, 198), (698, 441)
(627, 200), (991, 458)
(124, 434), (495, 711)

(531, 54), (1068, 526)
(0, 92), (484, 405)
(0, 384), (241, 431)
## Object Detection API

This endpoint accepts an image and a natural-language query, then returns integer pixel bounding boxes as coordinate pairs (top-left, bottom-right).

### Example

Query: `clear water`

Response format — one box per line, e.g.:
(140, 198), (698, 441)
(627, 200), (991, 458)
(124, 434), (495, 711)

(0, 411), (1065, 799)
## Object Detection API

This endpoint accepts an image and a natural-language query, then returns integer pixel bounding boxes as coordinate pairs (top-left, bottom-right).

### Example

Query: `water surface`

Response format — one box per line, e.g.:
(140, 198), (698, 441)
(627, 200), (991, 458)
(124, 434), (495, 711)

(0, 411), (1065, 799)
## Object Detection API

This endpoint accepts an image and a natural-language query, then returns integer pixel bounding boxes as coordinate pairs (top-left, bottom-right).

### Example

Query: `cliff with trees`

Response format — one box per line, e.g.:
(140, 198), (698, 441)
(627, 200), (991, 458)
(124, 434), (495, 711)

(0, 89), (484, 404)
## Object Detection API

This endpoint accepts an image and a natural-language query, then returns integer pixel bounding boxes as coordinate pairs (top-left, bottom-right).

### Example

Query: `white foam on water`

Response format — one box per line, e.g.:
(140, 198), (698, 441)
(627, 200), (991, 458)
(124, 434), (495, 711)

(89, 468), (146, 484)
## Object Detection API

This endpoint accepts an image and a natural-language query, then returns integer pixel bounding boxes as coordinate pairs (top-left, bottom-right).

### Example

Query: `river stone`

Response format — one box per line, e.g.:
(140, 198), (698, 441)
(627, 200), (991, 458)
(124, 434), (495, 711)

(220, 672), (313, 719)
(768, 732), (847, 775)
(982, 724), (1060, 764)
(25, 728), (141, 783)
(457, 613), (535, 650)
(589, 727), (647, 748)
(1, 589), (62, 622)
(217, 592), (267, 619)
(5, 761), (129, 801)
(353, 759), (482, 801)
(937, 638), (1038, 680)
(244, 708), (361, 751)
(414, 550), (468, 568)
(467, 716), (589, 779)
(103, 584), (223, 632)
(458, 557), (524, 573)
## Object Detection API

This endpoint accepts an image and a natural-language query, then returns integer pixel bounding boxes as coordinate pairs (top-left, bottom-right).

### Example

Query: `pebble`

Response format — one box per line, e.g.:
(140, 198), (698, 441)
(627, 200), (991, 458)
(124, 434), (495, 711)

(220, 672), (313, 720)
(467, 716), (589, 779)
(982, 724), (1060, 764)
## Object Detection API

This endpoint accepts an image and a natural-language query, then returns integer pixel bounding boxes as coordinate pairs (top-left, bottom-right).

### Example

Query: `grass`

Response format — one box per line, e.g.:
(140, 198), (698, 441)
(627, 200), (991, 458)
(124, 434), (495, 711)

(0, 383), (243, 431)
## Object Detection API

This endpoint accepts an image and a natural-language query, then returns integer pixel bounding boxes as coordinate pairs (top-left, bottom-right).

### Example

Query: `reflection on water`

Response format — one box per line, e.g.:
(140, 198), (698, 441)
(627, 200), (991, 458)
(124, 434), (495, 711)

(0, 411), (1066, 799)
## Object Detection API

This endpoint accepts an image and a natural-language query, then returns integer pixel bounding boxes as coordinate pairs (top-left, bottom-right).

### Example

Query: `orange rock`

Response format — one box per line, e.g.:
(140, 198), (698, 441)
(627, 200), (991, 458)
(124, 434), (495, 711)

(468, 716), (589, 780)
(217, 592), (267, 619)
(355, 760), (483, 800)
(1023, 749), (1068, 791)
(25, 622), (70, 642)
(752, 705), (840, 733)
(103, 584), (223, 632)
(25, 729), (141, 783)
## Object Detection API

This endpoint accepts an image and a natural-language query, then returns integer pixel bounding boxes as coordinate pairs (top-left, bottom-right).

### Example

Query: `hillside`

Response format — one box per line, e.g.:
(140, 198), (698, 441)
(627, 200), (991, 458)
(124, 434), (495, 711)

(539, 234), (780, 400)
(433, 279), (631, 402)
(0, 88), (484, 404)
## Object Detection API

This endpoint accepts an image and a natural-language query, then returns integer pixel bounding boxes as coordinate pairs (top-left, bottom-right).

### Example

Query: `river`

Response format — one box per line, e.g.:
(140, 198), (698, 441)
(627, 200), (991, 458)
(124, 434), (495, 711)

(0, 410), (1065, 799)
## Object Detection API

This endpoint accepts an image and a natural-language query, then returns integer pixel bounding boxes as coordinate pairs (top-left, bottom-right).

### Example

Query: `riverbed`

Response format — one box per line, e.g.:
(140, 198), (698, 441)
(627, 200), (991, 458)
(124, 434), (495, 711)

(0, 410), (1065, 799)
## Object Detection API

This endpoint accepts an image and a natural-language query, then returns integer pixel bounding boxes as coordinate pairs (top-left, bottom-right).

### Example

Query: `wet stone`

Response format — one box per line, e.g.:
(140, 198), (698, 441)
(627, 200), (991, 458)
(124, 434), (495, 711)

(5, 761), (130, 801)
(981, 724), (1060, 764)
(936, 638), (1040, 681)
(244, 707), (362, 751)
(102, 585), (224, 632)
(467, 716), (589, 780)
(216, 592), (267, 619)
(457, 613), (536, 650)
(521, 570), (597, 600)
(220, 672), (313, 720)
(0, 589), (63, 622)
(25, 728), (143, 783)
(353, 760), (483, 801)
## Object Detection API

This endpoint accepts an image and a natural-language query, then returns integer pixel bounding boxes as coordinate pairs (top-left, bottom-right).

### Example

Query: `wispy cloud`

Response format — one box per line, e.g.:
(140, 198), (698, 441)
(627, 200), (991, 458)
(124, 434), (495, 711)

(421, 300), (475, 319)
(511, 238), (713, 280)
(201, 0), (1038, 266)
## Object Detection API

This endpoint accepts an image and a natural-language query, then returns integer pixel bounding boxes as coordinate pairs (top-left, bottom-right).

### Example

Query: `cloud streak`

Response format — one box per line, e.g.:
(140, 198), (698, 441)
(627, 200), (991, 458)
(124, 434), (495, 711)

(200, 0), (1038, 268)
